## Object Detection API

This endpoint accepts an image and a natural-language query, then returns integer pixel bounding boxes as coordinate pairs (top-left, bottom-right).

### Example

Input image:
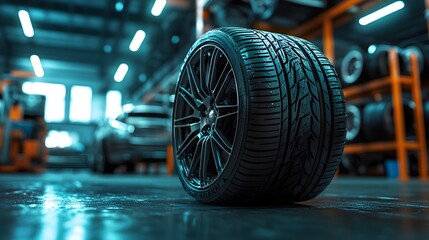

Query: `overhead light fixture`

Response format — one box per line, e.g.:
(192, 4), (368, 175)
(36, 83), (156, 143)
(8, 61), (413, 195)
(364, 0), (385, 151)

(368, 45), (377, 54)
(359, 1), (405, 26)
(129, 30), (146, 52)
(18, 10), (34, 37)
(115, 1), (124, 12)
(114, 63), (129, 82)
(30, 55), (44, 77)
(151, 0), (166, 16)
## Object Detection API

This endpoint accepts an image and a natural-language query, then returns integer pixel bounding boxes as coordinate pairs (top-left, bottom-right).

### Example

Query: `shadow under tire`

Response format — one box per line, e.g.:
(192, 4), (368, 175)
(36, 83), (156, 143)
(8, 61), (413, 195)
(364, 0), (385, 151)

(173, 27), (346, 204)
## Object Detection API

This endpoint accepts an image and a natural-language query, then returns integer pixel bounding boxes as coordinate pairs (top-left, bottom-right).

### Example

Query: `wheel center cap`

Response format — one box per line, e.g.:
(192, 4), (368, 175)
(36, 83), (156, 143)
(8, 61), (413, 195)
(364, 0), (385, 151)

(208, 109), (217, 124)
(200, 108), (217, 136)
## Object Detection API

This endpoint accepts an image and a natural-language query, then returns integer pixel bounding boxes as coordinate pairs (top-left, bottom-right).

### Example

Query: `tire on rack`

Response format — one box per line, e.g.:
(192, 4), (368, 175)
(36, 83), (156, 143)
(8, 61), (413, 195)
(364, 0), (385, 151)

(362, 99), (415, 142)
(172, 27), (346, 204)
(403, 44), (429, 78)
(336, 46), (366, 86)
(366, 45), (408, 80)
(345, 103), (362, 142)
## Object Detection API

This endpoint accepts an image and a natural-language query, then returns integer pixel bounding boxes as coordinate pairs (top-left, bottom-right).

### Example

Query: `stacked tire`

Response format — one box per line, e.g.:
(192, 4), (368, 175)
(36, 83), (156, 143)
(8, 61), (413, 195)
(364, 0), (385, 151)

(403, 44), (429, 78)
(345, 97), (415, 143)
(345, 102), (364, 143)
(366, 45), (408, 80)
(362, 99), (415, 142)
(335, 44), (428, 87)
(336, 46), (366, 86)
(343, 97), (416, 175)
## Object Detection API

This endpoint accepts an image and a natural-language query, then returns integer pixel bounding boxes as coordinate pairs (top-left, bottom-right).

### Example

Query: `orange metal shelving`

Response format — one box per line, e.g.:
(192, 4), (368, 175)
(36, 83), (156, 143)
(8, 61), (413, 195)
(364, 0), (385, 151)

(343, 49), (428, 180)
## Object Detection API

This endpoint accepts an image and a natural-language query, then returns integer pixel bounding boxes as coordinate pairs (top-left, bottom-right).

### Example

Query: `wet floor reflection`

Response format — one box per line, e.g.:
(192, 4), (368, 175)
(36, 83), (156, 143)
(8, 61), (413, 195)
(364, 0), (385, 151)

(1, 174), (429, 239)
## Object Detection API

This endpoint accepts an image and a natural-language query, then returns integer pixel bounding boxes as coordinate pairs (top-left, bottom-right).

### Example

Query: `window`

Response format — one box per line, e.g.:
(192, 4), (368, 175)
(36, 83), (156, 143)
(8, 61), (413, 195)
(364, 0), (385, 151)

(22, 82), (66, 122)
(105, 91), (122, 119)
(70, 86), (92, 122)
(45, 130), (73, 148)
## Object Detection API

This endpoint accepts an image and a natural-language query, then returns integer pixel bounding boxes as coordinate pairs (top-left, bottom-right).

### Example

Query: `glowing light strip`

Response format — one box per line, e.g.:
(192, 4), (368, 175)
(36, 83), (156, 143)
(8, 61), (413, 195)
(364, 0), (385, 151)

(359, 1), (405, 26)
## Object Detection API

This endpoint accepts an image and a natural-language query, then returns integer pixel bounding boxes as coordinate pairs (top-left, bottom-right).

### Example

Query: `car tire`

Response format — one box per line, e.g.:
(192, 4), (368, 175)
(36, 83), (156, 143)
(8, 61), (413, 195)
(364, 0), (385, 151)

(403, 44), (429, 78)
(338, 46), (365, 86)
(362, 99), (415, 141)
(366, 45), (408, 80)
(97, 139), (114, 174)
(173, 27), (346, 204)
(345, 103), (362, 142)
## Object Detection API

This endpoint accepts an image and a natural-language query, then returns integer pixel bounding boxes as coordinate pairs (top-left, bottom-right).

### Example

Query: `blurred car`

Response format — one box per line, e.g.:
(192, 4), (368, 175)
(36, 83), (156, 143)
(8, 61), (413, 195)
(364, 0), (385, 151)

(92, 104), (171, 173)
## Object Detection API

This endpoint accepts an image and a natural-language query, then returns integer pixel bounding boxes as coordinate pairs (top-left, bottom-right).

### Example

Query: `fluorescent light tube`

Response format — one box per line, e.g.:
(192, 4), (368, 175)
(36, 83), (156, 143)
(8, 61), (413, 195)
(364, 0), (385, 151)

(114, 63), (129, 82)
(18, 10), (34, 38)
(30, 55), (44, 77)
(359, 1), (405, 26)
(129, 30), (146, 52)
(151, 0), (166, 16)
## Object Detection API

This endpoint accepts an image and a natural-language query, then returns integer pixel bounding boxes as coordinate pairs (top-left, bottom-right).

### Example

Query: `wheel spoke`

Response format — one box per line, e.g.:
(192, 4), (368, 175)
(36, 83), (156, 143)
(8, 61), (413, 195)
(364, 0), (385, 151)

(199, 137), (211, 186)
(209, 55), (228, 91)
(187, 139), (202, 179)
(210, 138), (223, 174)
(212, 128), (232, 155)
(177, 130), (199, 157)
(199, 48), (210, 97)
(187, 65), (205, 100)
(178, 87), (199, 111)
(206, 48), (219, 91)
(213, 68), (233, 101)
(174, 113), (200, 128)
(216, 104), (238, 120)
(218, 111), (238, 120)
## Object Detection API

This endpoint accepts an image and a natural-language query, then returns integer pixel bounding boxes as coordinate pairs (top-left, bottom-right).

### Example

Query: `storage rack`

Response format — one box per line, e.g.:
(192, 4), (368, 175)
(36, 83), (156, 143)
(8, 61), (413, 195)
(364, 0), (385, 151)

(188, 1), (429, 179)
(343, 49), (428, 180)
(251, 0), (380, 64)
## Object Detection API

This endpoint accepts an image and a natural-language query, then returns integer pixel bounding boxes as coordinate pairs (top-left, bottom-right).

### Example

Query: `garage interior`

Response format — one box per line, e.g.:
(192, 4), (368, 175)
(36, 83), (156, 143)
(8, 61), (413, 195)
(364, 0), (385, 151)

(1, 0), (429, 239)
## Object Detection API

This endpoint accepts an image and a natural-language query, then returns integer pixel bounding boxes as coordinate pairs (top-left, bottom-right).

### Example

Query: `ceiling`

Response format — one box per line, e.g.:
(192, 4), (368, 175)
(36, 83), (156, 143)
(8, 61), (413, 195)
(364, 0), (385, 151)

(334, 0), (428, 48)
(0, 0), (195, 96)
(0, 0), (426, 100)
(206, 0), (428, 54)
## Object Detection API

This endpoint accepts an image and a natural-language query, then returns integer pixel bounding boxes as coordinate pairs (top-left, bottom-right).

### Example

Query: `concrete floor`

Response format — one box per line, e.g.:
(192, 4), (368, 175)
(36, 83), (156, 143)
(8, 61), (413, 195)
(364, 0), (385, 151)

(0, 172), (428, 240)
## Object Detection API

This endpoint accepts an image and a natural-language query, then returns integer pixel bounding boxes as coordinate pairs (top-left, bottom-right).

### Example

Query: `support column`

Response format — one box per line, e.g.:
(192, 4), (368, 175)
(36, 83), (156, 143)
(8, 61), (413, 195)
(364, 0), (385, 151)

(323, 19), (335, 64)
(389, 49), (408, 180)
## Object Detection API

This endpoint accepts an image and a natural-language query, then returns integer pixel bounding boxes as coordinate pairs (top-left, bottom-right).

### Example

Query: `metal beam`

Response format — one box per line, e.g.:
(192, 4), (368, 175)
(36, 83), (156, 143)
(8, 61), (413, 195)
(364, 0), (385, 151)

(291, 0), (364, 36)
(112, 0), (130, 59)
(100, 0), (116, 79)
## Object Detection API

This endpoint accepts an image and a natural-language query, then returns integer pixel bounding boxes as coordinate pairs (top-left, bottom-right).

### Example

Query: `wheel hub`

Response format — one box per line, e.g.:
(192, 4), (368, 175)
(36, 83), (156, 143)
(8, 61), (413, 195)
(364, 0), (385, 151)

(200, 97), (217, 135)
(208, 109), (217, 125)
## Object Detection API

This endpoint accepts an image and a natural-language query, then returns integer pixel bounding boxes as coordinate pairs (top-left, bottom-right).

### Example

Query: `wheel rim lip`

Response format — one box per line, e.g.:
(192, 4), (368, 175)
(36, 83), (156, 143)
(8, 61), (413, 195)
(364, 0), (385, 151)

(172, 42), (240, 190)
(345, 104), (361, 141)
